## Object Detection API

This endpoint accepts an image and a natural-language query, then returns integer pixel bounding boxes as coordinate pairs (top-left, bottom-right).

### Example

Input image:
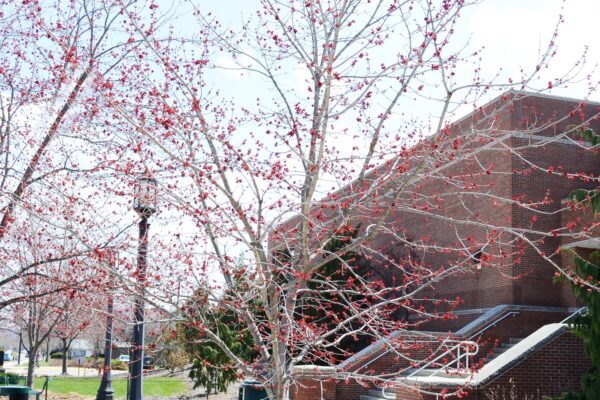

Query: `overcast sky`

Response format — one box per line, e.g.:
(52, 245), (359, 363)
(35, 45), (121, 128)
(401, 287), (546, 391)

(194, 0), (599, 103)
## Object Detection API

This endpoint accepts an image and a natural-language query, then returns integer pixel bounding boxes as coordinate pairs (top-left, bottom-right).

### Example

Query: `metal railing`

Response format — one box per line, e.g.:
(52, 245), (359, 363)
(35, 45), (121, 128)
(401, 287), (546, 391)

(375, 306), (523, 399)
(404, 339), (479, 378)
(381, 339), (479, 399)
(378, 307), (583, 399)
(468, 311), (520, 340)
(561, 307), (588, 324)
(349, 305), (520, 375)
(349, 335), (437, 374)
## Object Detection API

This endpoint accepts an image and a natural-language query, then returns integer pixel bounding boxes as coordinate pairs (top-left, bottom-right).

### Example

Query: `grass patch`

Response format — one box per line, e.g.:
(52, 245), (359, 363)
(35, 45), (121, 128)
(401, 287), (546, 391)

(34, 376), (188, 398)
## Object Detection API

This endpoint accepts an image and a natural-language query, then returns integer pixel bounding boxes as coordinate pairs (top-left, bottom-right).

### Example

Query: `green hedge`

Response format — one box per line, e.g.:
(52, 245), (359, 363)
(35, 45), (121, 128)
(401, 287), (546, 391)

(111, 360), (128, 370)
(0, 373), (26, 386)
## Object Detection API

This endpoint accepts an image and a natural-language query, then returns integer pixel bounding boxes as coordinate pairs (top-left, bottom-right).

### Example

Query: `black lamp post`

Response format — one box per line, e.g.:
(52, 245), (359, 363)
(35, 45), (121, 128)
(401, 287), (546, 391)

(96, 293), (115, 400)
(128, 175), (157, 400)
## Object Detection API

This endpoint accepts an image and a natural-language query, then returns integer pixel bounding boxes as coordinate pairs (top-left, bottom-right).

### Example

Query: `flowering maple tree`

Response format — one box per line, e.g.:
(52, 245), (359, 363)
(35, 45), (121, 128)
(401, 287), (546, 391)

(99, 1), (600, 399)
(0, 0), (171, 312)
(1, 1), (599, 400)
(0, 3), (172, 391)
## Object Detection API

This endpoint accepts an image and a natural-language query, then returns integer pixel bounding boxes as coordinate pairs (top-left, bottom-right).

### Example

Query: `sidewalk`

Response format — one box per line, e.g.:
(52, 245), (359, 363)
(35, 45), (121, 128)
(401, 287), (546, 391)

(3, 361), (128, 377)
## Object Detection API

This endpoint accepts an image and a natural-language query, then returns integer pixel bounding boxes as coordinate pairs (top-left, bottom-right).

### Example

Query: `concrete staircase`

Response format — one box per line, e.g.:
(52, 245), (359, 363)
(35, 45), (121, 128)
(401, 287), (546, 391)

(484, 337), (524, 362)
(359, 387), (388, 400)
(359, 338), (525, 400)
(358, 369), (474, 399)
(345, 308), (584, 400)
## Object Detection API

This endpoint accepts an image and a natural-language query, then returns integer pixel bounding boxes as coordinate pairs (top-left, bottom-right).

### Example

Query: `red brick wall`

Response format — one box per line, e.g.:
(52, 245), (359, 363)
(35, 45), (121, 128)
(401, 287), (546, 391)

(291, 367), (336, 400)
(506, 94), (599, 308)
(350, 94), (600, 318)
(469, 310), (568, 365)
(382, 133), (516, 312)
(396, 384), (425, 399)
(509, 137), (598, 307)
(473, 330), (590, 399)
(334, 380), (372, 400)
(272, 93), (599, 324)
(335, 339), (440, 399)
(288, 94), (599, 400)
(393, 330), (590, 400)
(393, 94), (600, 313)
(417, 312), (483, 333)
(290, 378), (336, 400)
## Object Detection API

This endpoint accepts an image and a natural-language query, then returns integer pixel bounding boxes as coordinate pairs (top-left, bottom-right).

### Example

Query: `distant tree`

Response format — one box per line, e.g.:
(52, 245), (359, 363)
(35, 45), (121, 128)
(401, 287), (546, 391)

(13, 292), (62, 387)
(53, 296), (93, 375)
(183, 292), (257, 396)
(165, 344), (189, 373)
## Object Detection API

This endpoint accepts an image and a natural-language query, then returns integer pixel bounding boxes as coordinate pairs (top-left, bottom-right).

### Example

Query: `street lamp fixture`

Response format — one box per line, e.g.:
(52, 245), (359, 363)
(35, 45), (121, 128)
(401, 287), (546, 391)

(133, 176), (158, 216)
(128, 175), (157, 400)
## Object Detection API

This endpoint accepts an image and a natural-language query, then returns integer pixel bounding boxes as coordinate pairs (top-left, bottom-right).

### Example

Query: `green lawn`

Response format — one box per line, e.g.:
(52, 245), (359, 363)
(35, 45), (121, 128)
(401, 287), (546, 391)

(34, 376), (189, 398)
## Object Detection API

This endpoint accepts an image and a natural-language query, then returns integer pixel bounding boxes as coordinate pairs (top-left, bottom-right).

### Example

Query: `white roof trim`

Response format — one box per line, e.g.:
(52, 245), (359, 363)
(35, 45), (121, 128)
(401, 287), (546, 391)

(562, 237), (600, 249)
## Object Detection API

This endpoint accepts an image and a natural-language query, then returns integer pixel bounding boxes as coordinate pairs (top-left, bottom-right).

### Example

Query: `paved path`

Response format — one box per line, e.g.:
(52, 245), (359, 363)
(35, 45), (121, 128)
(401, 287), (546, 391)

(3, 361), (128, 377)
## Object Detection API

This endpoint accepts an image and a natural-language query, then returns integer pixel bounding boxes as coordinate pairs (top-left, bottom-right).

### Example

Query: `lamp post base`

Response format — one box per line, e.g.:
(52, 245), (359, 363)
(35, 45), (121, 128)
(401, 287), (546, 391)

(97, 294), (115, 400)
(96, 379), (115, 400)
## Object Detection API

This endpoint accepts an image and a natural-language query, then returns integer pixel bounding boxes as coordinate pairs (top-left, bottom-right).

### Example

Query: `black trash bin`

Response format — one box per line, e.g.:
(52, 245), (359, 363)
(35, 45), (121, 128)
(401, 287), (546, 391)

(238, 380), (268, 400)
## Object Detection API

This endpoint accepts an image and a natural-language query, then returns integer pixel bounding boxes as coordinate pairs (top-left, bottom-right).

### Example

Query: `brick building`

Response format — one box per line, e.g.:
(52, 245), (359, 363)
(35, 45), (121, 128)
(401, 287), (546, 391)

(289, 92), (600, 400)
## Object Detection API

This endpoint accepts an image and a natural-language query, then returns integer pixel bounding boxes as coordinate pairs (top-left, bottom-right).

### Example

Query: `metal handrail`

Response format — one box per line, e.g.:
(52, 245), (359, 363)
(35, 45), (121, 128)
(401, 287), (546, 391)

(468, 311), (520, 339)
(355, 306), (520, 373)
(380, 340), (478, 399)
(377, 307), (520, 400)
(382, 384), (396, 399)
(561, 306), (588, 324)
(350, 337), (438, 373)
(379, 307), (582, 399)
(404, 339), (479, 379)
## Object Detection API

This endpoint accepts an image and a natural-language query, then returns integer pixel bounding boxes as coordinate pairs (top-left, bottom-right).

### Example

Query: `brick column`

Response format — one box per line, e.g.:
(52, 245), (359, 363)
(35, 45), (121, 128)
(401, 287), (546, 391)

(290, 366), (337, 400)
(396, 382), (424, 400)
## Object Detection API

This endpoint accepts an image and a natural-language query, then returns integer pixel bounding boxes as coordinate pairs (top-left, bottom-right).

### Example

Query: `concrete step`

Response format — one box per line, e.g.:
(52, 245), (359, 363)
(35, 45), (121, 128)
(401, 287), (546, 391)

(360, 396), (383, 400)
(369, 389), (385, 397)
(361, 388), (392, 400)
(484, 338), (523, 362)
(401, 368), (472, 378)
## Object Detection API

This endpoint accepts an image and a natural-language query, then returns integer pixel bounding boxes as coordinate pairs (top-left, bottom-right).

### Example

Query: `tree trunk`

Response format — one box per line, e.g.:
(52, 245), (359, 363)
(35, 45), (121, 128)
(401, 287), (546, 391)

(93, 338), (99, 363)
(61, 339), (68, 375)
(45, 338), (50, 362)
(26, 349), (36, 388)
(17, 333), (22, 366)
(268, 379), (288, 400)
